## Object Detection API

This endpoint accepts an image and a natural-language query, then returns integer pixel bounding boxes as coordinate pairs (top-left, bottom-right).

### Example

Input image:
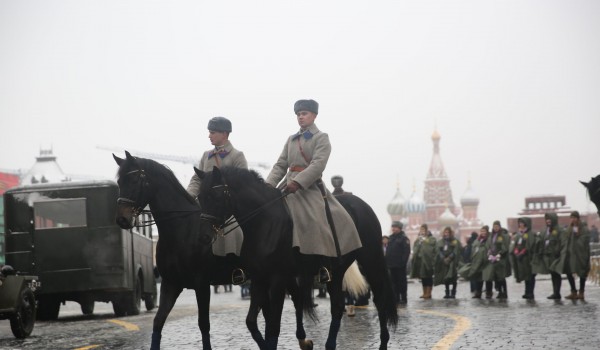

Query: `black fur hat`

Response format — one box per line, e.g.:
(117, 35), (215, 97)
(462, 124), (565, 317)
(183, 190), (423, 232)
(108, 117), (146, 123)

(207, 116), (232, 133)
(294, 99), (319, 115)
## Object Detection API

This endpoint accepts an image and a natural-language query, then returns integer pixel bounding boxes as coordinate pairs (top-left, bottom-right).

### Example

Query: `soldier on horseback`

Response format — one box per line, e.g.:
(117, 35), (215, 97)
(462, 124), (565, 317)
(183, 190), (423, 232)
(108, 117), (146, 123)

(187, 116), (248, 284)
(265, 99), (362, 283)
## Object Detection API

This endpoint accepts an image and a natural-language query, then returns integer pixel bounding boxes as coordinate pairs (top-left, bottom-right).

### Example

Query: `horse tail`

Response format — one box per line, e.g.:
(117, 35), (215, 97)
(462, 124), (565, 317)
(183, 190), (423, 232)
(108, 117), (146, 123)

(342, 261), (369, 299)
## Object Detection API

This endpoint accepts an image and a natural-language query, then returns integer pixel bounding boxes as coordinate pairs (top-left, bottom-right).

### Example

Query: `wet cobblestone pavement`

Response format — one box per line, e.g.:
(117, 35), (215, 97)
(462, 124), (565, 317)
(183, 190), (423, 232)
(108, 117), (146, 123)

(1, 276), (599, 349)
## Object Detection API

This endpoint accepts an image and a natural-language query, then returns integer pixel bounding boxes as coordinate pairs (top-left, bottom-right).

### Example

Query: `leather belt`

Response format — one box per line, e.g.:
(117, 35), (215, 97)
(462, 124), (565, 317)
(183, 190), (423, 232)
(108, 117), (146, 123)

(289, 166), (306, 172)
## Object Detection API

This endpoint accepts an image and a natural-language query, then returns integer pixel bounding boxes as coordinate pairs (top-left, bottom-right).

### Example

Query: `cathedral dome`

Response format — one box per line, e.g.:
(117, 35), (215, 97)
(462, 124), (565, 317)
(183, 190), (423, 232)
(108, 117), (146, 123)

(387, 187), (405, 216)
(461, 181), (479, 206)
(405, 189), (426, 213)
(438, 207), (457, 227)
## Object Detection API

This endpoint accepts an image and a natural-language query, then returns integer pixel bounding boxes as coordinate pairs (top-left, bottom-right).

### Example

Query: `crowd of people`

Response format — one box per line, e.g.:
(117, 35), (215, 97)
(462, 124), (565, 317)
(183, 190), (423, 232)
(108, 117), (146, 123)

(381, 211), (592, 304)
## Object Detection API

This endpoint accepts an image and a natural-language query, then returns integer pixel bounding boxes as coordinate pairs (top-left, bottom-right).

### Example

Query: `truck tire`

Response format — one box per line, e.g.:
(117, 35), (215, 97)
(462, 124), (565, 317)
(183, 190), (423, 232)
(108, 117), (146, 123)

(37, 296), (60, 321)
(113, 275), (141, 316)
(126, 275), (142, 316)
(144, 291), (157, 311)
(80, 295), (95, 315)
(10, 287), (36, 338)
(112, 298), (128, 317)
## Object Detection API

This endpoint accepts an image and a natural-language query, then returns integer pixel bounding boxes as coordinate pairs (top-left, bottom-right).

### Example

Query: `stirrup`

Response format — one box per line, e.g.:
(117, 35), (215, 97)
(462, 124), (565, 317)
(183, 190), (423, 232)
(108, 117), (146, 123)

(232, 268), (247, 285)
(318, 266), (331, 283)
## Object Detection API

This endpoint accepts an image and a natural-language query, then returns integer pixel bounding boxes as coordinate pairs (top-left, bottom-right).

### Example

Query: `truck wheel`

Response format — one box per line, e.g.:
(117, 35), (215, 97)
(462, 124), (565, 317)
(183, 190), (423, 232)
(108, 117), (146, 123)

(112, 299), (128, 317)
(144, 291), (157, 311)
(37, 296), (60, 321)
(10, 287), (36, 338)
(80, 296), (95, 315)
(127, 275), (142, 316)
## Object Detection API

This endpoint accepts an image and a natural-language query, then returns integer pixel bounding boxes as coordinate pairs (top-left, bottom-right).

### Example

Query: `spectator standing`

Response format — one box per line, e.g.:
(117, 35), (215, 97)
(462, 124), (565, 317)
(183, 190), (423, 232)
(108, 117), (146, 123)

(386, 221), (411, 305)
(543, 212), (568, 299)
(462, 232), (478, 296)
(565, 211), (591, 300)
(434, 226), (462, 299)
(410, 224), (436, 299)
(510, 217), (537, 299)
(483, 221), (510, 299)
(469, 226), (490, 298)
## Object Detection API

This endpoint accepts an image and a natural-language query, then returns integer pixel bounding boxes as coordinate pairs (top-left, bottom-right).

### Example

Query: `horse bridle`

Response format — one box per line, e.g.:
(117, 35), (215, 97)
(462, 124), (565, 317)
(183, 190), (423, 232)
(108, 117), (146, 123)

(117, 168), (154, 226)
(200, 175), (289, 237)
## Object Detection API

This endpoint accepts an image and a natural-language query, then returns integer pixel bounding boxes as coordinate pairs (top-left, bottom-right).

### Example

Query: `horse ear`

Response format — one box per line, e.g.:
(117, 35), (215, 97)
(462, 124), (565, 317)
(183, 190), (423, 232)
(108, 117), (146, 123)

(125, 150), (134, 160)
(113, 153), (124, 166)
(580, 180), (589, 188)
(194, 167), (205, 179)
(212, 166), (222, 181)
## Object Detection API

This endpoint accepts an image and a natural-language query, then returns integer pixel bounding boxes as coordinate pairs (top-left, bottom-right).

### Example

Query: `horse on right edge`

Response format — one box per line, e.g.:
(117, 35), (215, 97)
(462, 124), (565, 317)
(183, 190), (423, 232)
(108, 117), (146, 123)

(580, 174), (600, 214)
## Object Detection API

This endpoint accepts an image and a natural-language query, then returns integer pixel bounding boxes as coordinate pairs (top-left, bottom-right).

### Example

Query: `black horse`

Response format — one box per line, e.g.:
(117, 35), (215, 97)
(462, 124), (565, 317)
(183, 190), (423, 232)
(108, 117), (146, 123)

(114, 152), (216, 350)
(195, 166), (398, 350)
(581, 174), (600, 214)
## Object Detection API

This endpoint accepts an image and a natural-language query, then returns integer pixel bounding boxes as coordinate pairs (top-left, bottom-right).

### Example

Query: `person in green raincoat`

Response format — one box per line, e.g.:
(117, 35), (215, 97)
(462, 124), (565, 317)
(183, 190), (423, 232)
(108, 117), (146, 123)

(483, 220), (510, 299)
(410, 224), (437, 299)
(468, 226), (490, 298)
(541, 212), (568, 299)
(434, 226), (462, 299)
(510, 217), (537, 299)
(564, 211), (590, 300)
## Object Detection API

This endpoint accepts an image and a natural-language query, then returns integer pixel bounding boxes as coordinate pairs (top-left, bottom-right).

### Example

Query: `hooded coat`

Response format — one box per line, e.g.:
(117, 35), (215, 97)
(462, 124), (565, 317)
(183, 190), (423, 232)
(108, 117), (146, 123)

(433, 236), (462, 286)
(566, 220), (590, 277)
(410, 233), (437, 279)
(510, 217), (536, 282)
(482, 228), (510, 281)
(541, 213), (568, 274)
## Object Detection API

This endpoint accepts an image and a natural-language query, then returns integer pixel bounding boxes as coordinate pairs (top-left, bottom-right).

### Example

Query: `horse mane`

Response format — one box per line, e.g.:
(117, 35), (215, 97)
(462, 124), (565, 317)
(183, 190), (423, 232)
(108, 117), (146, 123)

(219, 166), (280, 201)
(118, 156), (198, 206)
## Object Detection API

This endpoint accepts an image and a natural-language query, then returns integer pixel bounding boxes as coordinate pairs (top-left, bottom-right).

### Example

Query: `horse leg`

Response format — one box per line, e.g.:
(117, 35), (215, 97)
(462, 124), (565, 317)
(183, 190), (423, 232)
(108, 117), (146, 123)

(325, 276), (346, 350)
(246, 282), (268, 349)
(287, 280), (313, 350)
(195, 284), (212, 350)
(151, 281), (183, 350)
(356, 254), (395, 350)
(263, 276), (287, 350)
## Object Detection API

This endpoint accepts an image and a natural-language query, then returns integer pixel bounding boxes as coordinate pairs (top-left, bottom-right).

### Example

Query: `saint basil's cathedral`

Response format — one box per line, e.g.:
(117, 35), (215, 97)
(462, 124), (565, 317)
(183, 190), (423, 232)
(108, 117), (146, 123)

(387, 129), (482, 244)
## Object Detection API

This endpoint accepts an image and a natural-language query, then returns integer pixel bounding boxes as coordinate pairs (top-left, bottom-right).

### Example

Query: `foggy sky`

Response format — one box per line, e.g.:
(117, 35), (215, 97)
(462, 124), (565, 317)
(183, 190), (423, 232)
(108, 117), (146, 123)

(1, 0), (599, 232)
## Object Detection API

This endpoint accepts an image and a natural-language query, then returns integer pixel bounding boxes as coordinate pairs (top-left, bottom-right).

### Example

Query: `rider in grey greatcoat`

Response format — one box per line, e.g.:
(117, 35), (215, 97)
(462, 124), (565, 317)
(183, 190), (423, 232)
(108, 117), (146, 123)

(187, 116), (248, 284)
(266, 99), (362, 282)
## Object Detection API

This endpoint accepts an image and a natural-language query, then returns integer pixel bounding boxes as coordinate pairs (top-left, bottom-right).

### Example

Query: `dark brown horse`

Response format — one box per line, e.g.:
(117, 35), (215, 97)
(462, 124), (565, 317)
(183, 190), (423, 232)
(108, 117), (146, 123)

(581, 174), (600, 214)
(195, 166), (398, 350)
(113, 151), (215, 350)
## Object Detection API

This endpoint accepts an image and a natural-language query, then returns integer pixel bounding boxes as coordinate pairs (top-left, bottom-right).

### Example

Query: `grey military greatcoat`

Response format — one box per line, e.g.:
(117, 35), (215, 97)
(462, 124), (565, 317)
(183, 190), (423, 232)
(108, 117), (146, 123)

(187, 140), (247, 256)
(266, 123), (362, 257)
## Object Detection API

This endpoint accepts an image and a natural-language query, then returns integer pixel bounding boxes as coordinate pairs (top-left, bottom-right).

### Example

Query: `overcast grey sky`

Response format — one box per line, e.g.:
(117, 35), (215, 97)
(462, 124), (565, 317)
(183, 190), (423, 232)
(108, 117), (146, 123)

(1, 0), (599, 231)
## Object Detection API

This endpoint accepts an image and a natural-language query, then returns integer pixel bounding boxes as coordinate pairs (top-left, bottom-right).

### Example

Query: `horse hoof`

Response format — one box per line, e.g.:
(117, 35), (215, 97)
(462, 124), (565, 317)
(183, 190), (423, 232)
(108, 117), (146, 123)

(299, 339), (313, 350)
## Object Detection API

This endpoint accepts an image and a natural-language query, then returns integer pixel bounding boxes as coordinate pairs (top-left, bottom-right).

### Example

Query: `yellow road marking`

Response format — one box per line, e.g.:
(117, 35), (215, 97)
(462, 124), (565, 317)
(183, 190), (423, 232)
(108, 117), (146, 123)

(417, 310), (472, 350)
(108, 319), (140, 331)
(74, 346), (100, 350)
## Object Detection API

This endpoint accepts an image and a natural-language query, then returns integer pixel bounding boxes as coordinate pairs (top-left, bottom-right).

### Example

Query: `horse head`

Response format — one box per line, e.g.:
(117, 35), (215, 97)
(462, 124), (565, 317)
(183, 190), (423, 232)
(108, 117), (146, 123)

(113, 151), (154, 229)
(194, 166), (233, 230)
(581, 174), (600, 214)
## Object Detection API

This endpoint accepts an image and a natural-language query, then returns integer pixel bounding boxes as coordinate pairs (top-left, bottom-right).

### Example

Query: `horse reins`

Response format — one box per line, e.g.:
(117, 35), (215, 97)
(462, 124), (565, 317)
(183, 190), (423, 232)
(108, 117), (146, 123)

(117, 168), (201, 228)
(201, 180), (290, 237)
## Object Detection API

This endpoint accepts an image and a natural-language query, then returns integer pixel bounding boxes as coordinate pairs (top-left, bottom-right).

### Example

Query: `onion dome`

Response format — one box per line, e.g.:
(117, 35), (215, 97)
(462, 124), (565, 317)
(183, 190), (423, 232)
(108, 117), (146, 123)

(460, 180), (479, 206)
(438, 207), (457, 227)
(405, 187), (426, 214)
(387, 186), (405, 217)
